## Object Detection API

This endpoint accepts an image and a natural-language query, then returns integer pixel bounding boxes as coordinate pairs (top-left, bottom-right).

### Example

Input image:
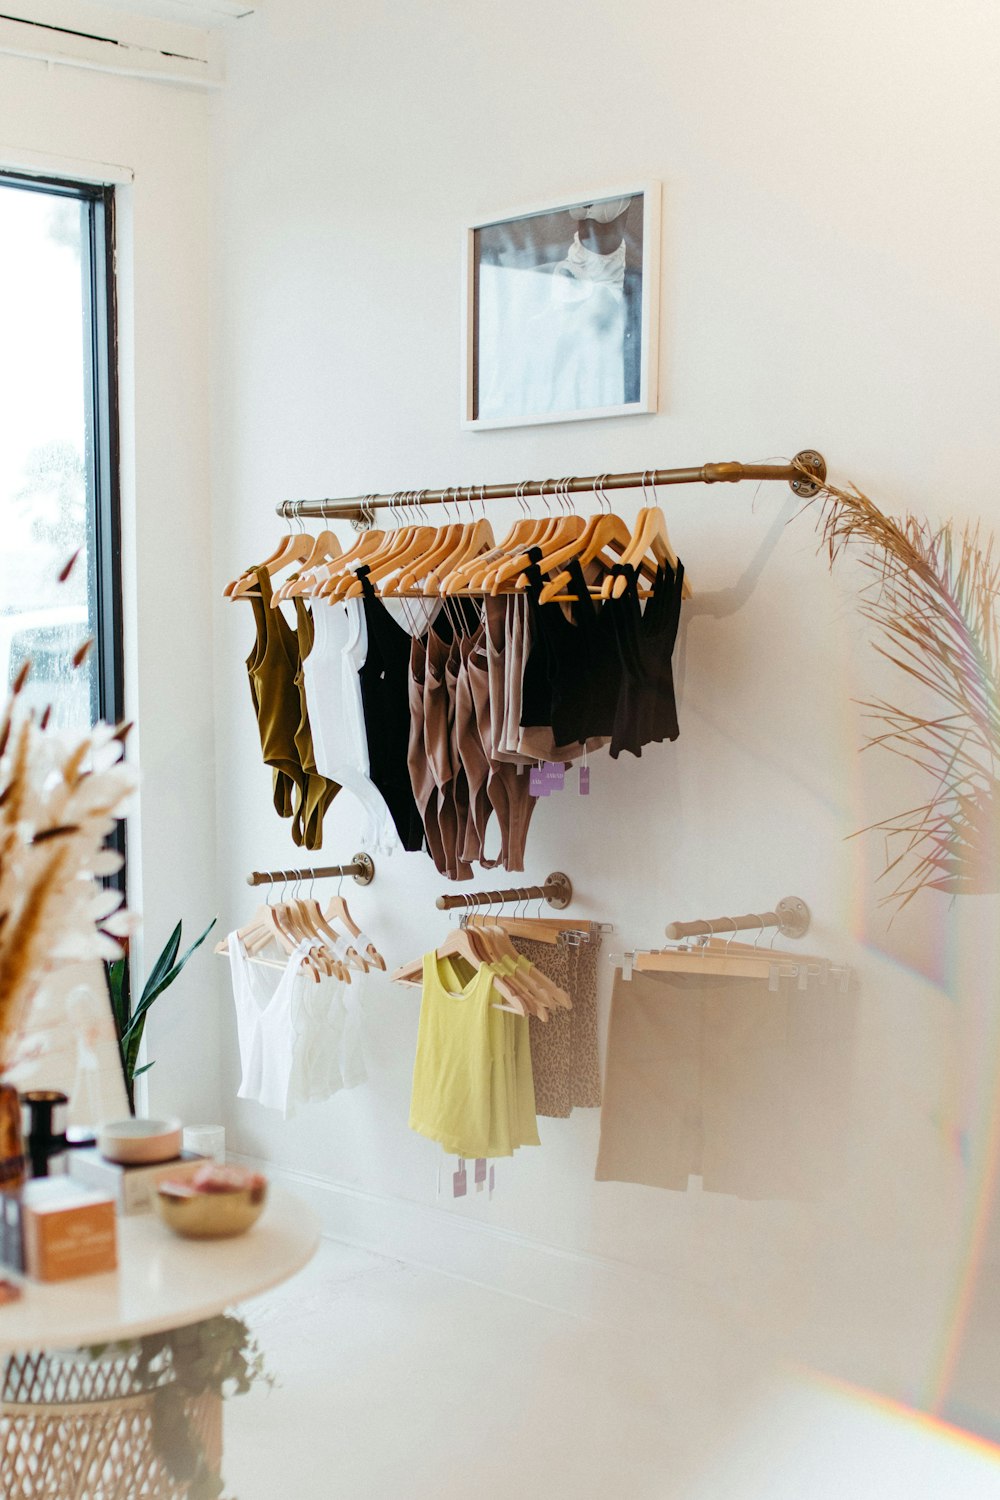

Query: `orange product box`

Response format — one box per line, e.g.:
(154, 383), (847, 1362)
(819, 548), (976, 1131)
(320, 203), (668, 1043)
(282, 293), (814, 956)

(21, 1178), (117, 1282)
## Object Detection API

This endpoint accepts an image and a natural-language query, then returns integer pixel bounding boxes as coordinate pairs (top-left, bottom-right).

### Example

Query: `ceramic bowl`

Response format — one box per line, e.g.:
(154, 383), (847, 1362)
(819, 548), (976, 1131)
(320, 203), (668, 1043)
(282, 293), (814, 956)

(97, 1117), (183, 1165)
(153, 1180), (268, 1239)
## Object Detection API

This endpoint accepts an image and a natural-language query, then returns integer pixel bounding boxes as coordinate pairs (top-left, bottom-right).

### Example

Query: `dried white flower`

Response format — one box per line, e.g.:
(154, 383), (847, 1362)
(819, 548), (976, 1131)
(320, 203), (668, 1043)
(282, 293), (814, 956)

(0, 698), (137, 1061)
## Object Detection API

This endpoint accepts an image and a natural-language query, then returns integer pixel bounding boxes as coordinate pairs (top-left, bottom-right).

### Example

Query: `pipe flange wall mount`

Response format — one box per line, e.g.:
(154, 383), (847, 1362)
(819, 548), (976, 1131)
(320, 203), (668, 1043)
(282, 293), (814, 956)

(351, 853), (376, 886)
(775, 895), (811, 940)
(789, 450), (826, 498)
(545, 872), (573, 910)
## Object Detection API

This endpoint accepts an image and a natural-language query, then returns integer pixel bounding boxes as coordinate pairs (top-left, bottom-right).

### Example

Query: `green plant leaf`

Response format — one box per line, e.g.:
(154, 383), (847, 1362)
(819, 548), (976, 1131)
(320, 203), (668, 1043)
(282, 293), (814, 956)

(120, 916), (217, 1086)
(139, 921), (184, 1007)
(132, 1061), (154, 1079)
(106, 958), (129, 1035)
(125, 1024), (145, 1082)
(131, 917), (218, 1024)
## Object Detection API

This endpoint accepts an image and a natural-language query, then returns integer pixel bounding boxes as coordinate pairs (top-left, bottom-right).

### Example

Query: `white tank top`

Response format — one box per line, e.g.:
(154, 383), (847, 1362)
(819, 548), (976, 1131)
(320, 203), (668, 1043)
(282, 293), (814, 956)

(303, 584), (400, 854)
(228, 932), (367, 1116)
(229, 932), (310, 1115)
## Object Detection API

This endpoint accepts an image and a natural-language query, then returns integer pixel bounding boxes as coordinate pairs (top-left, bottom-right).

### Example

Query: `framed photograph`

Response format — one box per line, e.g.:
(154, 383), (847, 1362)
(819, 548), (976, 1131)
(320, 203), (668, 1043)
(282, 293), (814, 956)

(464, 183), (660, 430)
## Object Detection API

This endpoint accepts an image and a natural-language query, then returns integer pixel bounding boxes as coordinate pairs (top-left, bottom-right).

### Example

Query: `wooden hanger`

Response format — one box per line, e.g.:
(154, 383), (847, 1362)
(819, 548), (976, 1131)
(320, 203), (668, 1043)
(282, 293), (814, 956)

(335, 525), (440, 599)
(466, 912), (601, 947)
(460, 917), (557, 1018)
(443, 509), (542, 595)
(272, 532), (344, 602)
(382, 520), (469, 596)
(315, 527), (387, 598)
(320, 509), (421, 600)
(227, 537), (317, 599)
(600, 506), (691, 600)
(323, 891), (385, 969)
(486, 510), (586, 595)
(535, 512), (634, 604)
(470, 485), (582, 595)
(216, 905), (328, 983)
(621, 937), (827, 981)
(224, 524), (314, 598)
(391, 926), (539, 1017)
(421, 519), (497, 596)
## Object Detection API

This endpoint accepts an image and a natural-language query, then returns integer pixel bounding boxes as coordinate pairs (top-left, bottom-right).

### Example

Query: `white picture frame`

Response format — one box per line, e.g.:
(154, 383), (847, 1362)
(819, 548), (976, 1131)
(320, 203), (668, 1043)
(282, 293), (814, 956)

(463, 182), (661, 431)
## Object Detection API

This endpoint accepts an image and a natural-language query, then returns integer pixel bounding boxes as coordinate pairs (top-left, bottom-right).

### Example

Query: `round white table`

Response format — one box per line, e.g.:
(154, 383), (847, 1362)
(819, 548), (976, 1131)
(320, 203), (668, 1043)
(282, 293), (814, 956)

(0, 1185), (320, 1354)
(0, 1187), (320, 1499)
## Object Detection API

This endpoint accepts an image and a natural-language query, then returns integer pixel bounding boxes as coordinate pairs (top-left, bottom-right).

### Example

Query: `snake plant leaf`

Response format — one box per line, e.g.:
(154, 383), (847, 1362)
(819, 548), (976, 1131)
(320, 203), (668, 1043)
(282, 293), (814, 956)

(124, 918), (218, 1036)
(140, 920), (183, 1004)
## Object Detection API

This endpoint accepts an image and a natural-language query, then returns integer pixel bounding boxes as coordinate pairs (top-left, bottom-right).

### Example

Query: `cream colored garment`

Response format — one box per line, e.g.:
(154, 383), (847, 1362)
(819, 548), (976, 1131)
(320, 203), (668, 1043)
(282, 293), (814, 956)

(595, 966), (857, 1200)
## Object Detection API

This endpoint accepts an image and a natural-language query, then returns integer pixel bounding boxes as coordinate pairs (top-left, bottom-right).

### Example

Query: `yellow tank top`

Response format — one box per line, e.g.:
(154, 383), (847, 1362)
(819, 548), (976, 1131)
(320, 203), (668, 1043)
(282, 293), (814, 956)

(409, 953), (495, 1158)
(409, 953), (539, 1159)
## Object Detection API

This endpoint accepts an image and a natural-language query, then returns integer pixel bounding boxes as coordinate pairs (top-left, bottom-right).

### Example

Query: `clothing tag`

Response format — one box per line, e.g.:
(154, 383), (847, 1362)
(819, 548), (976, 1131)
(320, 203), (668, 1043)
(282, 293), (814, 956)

(489, 1164), (495, 1199)
(542, 761), (565, 791)
(529, 766), (550, 796)
(474, 1157), (487, 1185)
(436, 1162), (442, 1199)
(579, 765), (590, 796)
(453, 1158), (467, 1198)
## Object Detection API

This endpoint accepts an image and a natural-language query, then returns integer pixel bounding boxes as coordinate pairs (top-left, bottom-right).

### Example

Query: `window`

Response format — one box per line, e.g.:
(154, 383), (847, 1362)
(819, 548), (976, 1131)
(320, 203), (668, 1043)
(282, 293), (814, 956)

(0, 170), (123, 734)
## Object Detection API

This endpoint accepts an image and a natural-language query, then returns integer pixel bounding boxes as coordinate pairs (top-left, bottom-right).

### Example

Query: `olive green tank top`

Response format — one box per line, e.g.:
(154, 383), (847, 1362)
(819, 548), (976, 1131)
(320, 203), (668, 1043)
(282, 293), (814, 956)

(245, 566), (339, 849)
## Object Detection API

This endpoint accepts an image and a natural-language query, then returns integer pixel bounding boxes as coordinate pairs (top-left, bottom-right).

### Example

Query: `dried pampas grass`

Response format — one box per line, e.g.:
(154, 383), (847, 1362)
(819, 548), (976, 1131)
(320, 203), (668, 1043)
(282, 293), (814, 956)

(0, 665), (137, 1064)
(808, 471), (1000, 907)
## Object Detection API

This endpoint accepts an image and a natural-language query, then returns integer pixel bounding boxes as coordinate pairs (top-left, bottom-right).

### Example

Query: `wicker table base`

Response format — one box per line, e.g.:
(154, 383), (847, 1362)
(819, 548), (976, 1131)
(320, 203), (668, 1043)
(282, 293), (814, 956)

(1, 1347), (222, 1500)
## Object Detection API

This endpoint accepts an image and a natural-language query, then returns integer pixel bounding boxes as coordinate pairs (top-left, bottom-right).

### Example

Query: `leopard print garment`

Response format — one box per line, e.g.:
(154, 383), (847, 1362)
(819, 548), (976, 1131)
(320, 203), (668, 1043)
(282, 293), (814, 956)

(512, 934), (602, 1118)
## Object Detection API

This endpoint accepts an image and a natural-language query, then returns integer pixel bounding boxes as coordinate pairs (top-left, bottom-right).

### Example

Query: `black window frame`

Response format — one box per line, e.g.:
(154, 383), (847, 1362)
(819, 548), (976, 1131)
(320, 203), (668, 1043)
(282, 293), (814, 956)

(0, 168), (125, 877)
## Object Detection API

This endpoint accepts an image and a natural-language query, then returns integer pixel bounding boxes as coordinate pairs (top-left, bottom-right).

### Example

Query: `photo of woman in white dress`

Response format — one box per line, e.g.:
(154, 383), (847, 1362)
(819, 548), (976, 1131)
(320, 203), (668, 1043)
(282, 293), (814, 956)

(470, 190), (656, 428)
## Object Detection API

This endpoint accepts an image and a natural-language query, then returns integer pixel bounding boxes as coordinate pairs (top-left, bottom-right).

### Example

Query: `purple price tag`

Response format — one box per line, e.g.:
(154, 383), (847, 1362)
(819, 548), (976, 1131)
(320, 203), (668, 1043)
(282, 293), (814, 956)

(542, 761), (565, 791)
(474, 1157), (487, 1184)
(453, 1164), (467, 1198)
(579, 765), (590, 796)
(529, 766), (549, 796)
(489, 1165), (495, 1196)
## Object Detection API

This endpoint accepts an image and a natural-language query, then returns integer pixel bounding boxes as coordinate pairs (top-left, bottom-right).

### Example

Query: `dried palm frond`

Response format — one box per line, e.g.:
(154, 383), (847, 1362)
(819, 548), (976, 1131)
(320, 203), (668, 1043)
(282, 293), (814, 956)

(807, 472), (1000, 906)
(0, 707), (137, 1064)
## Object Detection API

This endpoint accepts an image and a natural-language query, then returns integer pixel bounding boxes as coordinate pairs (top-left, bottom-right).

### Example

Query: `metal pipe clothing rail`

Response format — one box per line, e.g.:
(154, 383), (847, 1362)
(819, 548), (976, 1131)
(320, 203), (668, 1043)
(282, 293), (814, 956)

(275, 450), (827, 523)
(665, 895), (810, 943)
(436, 871), (573, 912)
(246, 854), (375, 887)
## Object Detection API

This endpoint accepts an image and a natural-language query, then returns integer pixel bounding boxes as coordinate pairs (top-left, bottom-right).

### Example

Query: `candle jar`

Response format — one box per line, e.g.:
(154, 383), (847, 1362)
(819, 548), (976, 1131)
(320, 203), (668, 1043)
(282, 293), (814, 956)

(0, 1082), (26, 1189)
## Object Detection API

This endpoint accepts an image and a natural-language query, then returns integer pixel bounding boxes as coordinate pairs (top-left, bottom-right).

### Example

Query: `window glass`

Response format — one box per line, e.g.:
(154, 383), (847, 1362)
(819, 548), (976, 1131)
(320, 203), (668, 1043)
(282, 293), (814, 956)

(0, 181), (109, 731)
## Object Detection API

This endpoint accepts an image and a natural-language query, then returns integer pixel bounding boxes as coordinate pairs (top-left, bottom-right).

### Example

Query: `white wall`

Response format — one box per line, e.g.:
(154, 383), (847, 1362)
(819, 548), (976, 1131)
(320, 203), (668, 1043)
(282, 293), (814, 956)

(210, 0), (1000, 1424)
(0, 54), (220, 1126)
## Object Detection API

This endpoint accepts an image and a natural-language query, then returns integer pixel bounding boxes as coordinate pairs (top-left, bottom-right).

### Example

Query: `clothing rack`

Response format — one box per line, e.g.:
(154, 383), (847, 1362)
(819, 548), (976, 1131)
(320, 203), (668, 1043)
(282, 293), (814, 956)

(436, 871), (573, 912)
(665, 895), (810, 943)
(246, 853), (376, 888)
(274, 451), (827, 523)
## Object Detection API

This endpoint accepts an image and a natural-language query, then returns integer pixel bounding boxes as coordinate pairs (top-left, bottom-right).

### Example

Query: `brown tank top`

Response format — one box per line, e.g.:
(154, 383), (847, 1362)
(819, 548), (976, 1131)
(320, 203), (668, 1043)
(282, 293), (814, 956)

(466, 627), (536, 871)
(422, 622), (472, 881)
(408, 634), (448, 875)
(245, 566), (308, 832)
(456, 627), (501, 869)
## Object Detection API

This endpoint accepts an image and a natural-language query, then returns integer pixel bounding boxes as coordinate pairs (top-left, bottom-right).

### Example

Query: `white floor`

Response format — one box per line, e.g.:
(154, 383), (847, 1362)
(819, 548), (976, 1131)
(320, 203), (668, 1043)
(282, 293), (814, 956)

(223, 1237), (753, 1500)
(222, 1237), (1000, 1500)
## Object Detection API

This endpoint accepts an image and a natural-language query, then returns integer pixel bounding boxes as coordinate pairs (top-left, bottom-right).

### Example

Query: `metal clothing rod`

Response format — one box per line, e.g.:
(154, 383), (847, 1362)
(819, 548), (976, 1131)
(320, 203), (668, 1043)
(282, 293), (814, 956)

(665, 895), (810, 943)
(246, 853), (375, 888)
(436, 871), (573, 912)
(275, 450), (827, 523)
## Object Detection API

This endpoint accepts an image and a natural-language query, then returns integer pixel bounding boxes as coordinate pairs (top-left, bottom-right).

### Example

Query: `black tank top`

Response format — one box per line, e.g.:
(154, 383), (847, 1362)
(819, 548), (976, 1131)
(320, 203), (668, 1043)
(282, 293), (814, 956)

(608, 559), (684, 759)
(519, 550), (621, 744)
(357, 566), (426, 851)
